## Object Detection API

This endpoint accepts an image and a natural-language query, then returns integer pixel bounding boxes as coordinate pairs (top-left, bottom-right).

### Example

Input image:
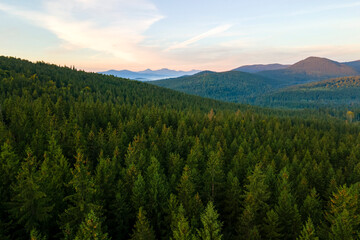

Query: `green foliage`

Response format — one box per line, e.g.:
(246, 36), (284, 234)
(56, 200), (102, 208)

(197, 201), (223, 240)
(324, 184), (360, 239)
(30, 228), (47, 240)
(131, 207), (156, 240)
(9, 150), (53, 234)
(238, 164), (270, 239)
(74, 210), (109, 240)
(275, 168), (302, 240)
(61, 151), (100, 236)
(203, 150), (225, 201)
(262, 209), (282, 240)
(131, 173), (147, 212)
(171, 205), (193, 240)
(297, 217), (318, 240)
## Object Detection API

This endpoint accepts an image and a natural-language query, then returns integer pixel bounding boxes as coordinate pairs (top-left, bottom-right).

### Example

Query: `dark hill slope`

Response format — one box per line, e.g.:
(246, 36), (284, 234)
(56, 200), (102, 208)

(256, 76), (360, 108)
(151, 70), (282, 103)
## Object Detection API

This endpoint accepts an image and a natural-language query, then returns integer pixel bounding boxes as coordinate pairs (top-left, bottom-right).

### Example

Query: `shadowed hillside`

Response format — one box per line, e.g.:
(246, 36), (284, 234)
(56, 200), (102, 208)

(256, 76), (360, 108)
(151, 70), (283, 103)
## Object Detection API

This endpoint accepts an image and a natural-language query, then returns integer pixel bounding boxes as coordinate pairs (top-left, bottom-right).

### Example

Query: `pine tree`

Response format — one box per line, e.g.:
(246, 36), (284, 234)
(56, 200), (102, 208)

(324, 184), (360, 239)
(198, 201), (223, 240)
(223, 171), (241, 237)
(171, 205), (192, 240)
(301, 188), (322, 226)
(61, 150), (100, 237)
(146, 156), (169, 238)
(178, 165), (196, 217)
(0, 141), (19, 238)
(275, 168), (301, 240)
(262, 209), (282, 240)
(238, 164), (270, 239)
(131, 207), (156, 240)
(0, 141), (19, 201)
(39, 135), (71, 232)
(74, 210), (109, 240)
(297, 217), (319, 240)
(9, 149), (53, 233)
(203, 150), (224, 202)
(131, 173), (147, 212)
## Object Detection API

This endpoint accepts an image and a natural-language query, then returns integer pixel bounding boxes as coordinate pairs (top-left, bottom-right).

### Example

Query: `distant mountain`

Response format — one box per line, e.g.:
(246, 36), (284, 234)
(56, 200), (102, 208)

(288, 57), (357, 75)
(151, 71), (283, 103)
(99, 68), (200, 81)
(256, 76), (360, 108)
(232, 63), (289, 73)
(343, 60), (360, 73)
(259, 57), (359, 86)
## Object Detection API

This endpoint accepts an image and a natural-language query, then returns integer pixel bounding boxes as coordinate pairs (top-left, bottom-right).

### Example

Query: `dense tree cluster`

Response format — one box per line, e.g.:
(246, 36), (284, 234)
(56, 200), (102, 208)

(256, 76), (360, 109)
(1, 57), (360, 239)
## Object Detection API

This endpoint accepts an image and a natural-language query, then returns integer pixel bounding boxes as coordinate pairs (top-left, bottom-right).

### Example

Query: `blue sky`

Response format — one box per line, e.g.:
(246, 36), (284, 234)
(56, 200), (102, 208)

(0, 0), (360, 71)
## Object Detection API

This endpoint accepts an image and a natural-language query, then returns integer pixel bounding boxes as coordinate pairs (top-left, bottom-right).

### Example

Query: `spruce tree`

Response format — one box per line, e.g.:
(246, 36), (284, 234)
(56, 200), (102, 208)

(324, 184), (360, 239)
(61, 150), (100, 237)
(297, 217), (318, 240)
(131, 173), (147, 213)
(74, 210), (109, 240)
(9, 149), (53, 233)
(262, 209), (282, 240)
(198, 201), (223, 240)
(131, 207), (156, 240)
(171, 205), (192, 240)
(275, 168), (301, 240)
(203, 150), (224, 202)
(238, 164), (270, 239)
(223, 171), (241, 237)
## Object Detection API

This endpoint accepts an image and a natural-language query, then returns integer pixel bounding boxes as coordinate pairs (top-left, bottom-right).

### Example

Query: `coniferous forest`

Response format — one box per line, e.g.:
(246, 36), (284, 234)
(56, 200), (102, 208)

(2, 56), (360, 240)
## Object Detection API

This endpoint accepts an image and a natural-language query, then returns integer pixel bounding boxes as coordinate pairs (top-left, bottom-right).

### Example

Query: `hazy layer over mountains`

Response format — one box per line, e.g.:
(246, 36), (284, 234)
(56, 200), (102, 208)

(100, 68), (200, 81)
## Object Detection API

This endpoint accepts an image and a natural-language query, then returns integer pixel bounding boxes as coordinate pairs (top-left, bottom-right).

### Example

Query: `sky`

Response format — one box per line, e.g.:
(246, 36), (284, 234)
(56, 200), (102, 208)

(0, 0), (360, 72)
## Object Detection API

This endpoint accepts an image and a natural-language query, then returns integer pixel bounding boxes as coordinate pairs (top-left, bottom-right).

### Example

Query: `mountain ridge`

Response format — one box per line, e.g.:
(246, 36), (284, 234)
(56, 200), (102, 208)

(233, 63), (289, 73)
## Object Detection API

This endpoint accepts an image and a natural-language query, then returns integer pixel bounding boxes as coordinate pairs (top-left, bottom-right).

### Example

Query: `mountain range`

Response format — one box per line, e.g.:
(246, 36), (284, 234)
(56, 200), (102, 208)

(99, 68), (201, 81)
(151, 56), (360, 108)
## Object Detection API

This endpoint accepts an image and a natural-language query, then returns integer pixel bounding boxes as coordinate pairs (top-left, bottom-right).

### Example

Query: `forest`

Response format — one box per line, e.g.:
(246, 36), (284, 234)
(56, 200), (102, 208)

(1, 56), (360, 240)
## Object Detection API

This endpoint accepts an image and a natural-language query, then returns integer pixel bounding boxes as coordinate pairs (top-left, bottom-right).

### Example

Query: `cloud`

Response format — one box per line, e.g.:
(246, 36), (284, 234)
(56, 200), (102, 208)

(0, 0), (163, 62)
(166, 24), (232, 51)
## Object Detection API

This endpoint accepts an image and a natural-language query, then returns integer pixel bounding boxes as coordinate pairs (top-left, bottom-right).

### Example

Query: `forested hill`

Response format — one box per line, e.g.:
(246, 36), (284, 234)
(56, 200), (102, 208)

(151, 70), (282, 103)
(259, 57), (359, 85)
(0, 56), (238, 112)
(2, 56), (360, 240)
(256, 76), (360, 108)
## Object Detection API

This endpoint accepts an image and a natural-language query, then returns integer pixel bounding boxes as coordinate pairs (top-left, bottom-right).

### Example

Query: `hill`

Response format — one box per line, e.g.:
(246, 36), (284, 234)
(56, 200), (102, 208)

(151, 70), (282, 103)
(232, 63), (289, 73)
(259, 57), (359, 85)
(343, 60), (360, 72)
(99, 68), (200, 81)
(256, 76), (360, 108)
